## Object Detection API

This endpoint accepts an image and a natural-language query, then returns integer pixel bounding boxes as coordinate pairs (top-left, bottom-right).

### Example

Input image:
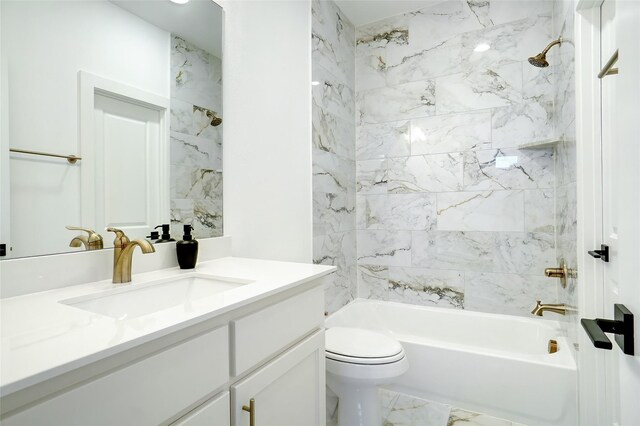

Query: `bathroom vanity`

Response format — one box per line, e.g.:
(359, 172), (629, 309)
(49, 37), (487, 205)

(0, 256), (334, 425)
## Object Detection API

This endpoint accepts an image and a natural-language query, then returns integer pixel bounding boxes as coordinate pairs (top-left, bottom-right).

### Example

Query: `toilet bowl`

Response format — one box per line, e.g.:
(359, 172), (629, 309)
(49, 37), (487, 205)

(325, 327), (409, 426)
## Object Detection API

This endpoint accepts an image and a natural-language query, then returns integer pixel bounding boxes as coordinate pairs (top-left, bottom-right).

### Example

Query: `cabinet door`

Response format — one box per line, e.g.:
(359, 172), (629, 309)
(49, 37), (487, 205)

(173, 391), (230, 426)
(231, 331), (325, 426)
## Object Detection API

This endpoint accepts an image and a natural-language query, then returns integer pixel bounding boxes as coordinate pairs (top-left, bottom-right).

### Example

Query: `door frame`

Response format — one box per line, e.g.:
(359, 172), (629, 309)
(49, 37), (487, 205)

(0, 58), (11, 255)
(78, 70), (170, 233)
(575, 0), (607, 424)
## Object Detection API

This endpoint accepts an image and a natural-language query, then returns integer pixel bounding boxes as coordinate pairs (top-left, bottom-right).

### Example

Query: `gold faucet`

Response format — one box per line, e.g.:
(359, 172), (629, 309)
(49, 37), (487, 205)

(531, 300), (572, 316)
(106, 228), (155, 284)
(66, 226), (104, 251)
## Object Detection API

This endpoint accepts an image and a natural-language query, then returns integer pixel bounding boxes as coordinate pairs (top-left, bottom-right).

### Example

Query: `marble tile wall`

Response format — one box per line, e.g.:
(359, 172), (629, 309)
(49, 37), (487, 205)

(354, 0), (560, 317)
(553, 0), (578, 344)
(312, 0), (357, 314)
(170, 35), (223, 238)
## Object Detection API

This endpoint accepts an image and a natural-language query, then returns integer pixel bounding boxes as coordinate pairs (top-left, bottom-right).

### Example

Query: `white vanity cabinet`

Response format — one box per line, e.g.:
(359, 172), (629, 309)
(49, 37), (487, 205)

(173, 392), (231, 426)
(3, 326), (231, 426)
(1, 285), (326, 426)
(231, 332), (325, 426)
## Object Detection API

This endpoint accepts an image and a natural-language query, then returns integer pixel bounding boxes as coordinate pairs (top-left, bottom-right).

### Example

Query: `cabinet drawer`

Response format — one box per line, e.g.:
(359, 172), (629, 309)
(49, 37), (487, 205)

(173, 391), (230, 426)
(4, 326), (230, 426)
(232, 287), (324, 376)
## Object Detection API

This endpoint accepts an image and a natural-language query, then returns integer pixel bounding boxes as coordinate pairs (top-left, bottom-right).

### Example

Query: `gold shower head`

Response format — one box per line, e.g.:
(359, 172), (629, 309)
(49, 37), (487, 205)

(206, 110), (223, 127)
(528, 37), (562, 68)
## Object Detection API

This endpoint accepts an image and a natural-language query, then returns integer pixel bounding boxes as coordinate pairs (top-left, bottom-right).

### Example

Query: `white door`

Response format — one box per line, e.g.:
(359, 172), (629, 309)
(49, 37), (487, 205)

(231, 332), (325, 426)
(597, 0), (640, 424)
(79, 71), (169, 244)
(92, 93), (161, 239)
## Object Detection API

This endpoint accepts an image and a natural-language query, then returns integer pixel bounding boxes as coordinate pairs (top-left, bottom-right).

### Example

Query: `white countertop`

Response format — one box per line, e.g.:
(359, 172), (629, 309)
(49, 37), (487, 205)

(0, 257), (335, 396)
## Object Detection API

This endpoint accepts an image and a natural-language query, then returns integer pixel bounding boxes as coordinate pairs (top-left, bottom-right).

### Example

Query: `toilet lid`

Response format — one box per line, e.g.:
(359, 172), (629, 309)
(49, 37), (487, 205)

(325, 327), (404, 365)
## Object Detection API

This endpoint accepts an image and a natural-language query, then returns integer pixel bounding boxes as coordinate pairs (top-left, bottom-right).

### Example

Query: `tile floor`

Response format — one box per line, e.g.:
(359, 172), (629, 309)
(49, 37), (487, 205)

(328, 388), (526, 426)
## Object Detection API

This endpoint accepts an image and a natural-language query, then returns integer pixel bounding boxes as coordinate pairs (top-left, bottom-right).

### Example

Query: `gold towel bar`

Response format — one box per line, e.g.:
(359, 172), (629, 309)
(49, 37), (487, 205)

(9, 148), (81, 164)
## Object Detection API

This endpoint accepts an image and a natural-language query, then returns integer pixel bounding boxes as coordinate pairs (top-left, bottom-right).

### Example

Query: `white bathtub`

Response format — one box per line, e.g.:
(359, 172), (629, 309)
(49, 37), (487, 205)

(325, 299), (577, 426)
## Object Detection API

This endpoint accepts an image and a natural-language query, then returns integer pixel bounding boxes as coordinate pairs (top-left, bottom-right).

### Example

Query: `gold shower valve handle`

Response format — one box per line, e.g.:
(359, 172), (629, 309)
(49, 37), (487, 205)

(242, 398), (255, 426)
(544, 258), (576, 288)
(545, 268), (565, 278)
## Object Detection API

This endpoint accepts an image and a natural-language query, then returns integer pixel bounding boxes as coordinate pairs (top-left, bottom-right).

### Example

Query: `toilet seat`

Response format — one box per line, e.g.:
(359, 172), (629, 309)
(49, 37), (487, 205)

(325, 327), (405, 365)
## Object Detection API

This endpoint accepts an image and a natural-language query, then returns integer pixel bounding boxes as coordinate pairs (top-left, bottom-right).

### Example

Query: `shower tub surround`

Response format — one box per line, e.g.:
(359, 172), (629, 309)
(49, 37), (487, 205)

(312, 0), (358, 314)
(354, 0), (560, 317)
(327, 299), (577, 426)
(170, 35), (223, 238)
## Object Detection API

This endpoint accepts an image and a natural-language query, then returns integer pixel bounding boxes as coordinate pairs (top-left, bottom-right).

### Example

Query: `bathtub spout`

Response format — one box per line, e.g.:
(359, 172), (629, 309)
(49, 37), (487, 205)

(531, 300), (571, 316)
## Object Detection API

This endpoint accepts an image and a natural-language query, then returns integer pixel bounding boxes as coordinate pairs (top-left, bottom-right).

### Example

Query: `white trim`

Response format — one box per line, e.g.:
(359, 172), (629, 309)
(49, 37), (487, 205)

(78, 71), (170, 232)
(575, 1), (608, 425)
(577, 0), (603, 10)
(0, 55), (11, 256)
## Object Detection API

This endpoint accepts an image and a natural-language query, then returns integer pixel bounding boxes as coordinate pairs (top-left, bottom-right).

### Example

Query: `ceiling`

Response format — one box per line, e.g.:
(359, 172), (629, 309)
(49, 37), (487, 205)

(110, 0), (223, 58)
(333, 0), (440, 27)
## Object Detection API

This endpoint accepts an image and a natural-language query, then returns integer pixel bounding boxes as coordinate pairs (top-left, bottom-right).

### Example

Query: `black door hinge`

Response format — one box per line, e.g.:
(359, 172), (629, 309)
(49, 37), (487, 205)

(0, 244), (6, 257)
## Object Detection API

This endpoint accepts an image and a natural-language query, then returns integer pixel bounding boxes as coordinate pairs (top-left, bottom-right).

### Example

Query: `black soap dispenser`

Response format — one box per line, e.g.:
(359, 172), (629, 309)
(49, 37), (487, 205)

(154, 224), (176, 243)
(176, 225), (198, 269)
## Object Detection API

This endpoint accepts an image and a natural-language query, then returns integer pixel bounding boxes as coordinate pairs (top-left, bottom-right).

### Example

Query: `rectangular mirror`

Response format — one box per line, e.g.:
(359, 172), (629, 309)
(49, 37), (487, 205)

(0, 0), (223, 259)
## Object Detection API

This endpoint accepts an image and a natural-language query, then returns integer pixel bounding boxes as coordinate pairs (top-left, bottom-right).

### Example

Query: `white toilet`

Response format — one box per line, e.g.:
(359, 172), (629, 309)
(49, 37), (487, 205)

(325, 327), (409, 426)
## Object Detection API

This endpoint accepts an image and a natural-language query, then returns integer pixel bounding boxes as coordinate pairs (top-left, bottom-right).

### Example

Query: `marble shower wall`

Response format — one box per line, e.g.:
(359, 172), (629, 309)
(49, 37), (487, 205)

(553, 0), (578, 343)
(355, 0), (560, 317)
(312, 0), (357, 314)
(170, 35), (223, 238)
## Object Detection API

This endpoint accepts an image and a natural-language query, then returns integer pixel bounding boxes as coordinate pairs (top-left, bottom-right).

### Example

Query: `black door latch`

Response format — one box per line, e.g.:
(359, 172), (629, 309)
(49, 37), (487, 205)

(581, 304), (634, 355)
(0, 244), (6, 257)
(588, 244), (609, 262)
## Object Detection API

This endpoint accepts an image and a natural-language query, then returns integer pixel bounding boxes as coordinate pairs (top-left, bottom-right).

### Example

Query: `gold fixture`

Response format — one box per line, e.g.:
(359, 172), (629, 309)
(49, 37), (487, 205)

(193, 105), (222, 127)
(106, 227), (155, 284)
(544, 258), (577, 288)
(206, 110), (222, 127)
(242, 398), (255, 426)
(10, 148), (81, 164)
(598, 49), (619, 79)
(531, 300), (571, 317)
(548, 339), (558, 354)
(66, 226), (104, 251)
(528, 37), (562, 68)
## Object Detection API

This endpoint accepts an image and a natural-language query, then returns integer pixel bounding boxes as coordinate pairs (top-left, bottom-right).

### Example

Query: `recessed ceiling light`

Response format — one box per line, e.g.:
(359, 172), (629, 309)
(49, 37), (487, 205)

(170, 0), (189, 4)
(474, 43), (491, 52)
(311, 81), (321, 86)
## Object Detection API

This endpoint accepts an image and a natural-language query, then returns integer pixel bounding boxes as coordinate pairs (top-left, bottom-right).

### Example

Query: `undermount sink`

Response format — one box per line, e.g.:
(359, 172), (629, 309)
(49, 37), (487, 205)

(60, 273), (254, 320)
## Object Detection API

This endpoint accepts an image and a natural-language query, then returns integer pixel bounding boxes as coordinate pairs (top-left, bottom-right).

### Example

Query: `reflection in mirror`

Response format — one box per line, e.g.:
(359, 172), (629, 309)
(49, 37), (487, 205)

(0, 0), (223, 259)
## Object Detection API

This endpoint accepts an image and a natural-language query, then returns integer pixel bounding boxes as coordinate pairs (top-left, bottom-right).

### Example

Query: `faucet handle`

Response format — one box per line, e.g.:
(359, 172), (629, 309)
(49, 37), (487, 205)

(66, 226), (104, 249)
(106, 227), (130, 247)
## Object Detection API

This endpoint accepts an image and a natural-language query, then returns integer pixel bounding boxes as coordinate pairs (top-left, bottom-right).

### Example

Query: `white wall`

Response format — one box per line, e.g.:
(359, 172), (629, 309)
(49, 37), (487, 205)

(1, 1), (170, 257)
(222, 0), (313, 263)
